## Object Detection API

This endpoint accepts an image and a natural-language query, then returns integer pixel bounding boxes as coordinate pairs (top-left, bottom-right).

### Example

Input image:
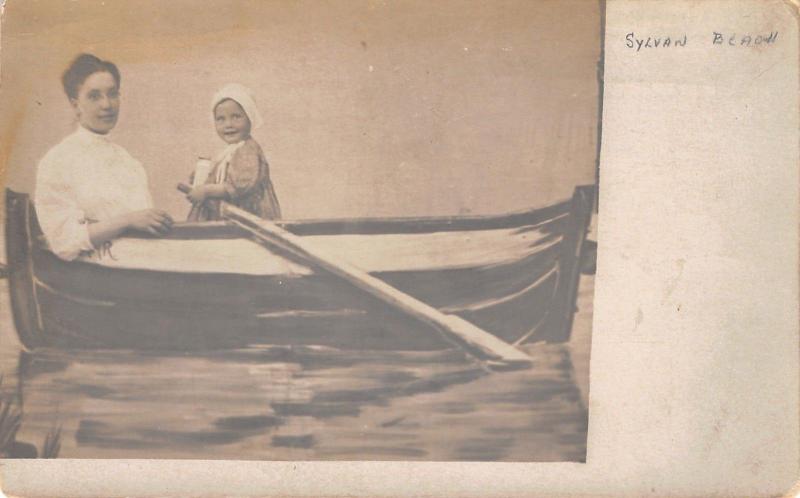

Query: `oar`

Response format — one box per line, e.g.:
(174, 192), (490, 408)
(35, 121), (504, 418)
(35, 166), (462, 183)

(177, 183), (532, 369)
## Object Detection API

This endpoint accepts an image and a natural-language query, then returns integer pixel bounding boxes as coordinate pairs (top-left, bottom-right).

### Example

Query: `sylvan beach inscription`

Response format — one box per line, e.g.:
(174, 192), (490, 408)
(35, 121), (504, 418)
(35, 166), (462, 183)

(625, 31), (779, 51)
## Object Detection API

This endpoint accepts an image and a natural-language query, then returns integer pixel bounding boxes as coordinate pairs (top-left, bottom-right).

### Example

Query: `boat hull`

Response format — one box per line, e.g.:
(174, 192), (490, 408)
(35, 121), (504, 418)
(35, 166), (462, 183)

(4, 187), (594, 352)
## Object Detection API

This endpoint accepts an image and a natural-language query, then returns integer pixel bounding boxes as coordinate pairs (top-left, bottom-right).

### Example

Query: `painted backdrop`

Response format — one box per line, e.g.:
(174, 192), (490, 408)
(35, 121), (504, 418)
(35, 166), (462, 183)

(0, 0), (600, 220)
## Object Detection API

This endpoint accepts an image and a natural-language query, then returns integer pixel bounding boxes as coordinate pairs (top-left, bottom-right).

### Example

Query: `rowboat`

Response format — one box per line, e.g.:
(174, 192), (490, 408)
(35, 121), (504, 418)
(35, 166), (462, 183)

(4, 186), (594, 354)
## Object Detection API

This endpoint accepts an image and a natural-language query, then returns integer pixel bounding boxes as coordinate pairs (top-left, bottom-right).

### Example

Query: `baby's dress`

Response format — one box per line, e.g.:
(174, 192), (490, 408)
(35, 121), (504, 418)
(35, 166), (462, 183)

(188, 138), (281, 222)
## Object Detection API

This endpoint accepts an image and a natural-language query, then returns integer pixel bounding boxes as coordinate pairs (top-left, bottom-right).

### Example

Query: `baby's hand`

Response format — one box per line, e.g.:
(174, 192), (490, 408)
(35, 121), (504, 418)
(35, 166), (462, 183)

(187, 185), (209, 203)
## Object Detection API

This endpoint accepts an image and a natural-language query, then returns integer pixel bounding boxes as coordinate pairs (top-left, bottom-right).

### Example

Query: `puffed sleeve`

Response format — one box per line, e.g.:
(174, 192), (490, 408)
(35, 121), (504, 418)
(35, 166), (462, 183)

(223, 140), (263, 200)
(34, 153), (96, 261)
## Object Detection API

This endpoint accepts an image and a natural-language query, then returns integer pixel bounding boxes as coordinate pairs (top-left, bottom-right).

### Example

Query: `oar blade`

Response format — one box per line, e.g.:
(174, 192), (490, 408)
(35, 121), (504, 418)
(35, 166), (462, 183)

(439, 315), (533, 369)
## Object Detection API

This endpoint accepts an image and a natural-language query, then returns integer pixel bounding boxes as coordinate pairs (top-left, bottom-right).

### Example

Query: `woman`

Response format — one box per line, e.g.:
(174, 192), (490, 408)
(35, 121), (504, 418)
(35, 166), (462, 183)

(35, 53), (173, 261)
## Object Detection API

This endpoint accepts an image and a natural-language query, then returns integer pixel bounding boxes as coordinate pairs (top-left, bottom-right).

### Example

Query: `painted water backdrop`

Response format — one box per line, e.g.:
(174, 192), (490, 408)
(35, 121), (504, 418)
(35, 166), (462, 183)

(0, 274), (592, 461)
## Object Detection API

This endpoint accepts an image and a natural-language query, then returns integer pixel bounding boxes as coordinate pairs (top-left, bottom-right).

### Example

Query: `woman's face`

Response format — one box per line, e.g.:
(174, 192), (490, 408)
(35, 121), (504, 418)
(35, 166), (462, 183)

(70, 71), (120, 135)
(214, 99), (251, 144)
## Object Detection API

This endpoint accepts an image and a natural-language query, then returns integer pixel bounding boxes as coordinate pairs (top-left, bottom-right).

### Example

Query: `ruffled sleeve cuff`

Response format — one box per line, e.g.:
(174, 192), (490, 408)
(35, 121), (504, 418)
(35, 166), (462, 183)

(45, 220), (96, 261)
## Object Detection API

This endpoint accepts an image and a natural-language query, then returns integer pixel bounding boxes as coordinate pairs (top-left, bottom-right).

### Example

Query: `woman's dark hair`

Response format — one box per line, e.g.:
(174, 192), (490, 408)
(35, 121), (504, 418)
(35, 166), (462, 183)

(61, 53), (121, 100)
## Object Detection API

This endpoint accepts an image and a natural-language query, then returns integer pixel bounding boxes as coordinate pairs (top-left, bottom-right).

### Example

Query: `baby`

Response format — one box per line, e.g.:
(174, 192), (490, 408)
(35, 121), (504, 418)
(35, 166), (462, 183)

(186, 83), (281, 221)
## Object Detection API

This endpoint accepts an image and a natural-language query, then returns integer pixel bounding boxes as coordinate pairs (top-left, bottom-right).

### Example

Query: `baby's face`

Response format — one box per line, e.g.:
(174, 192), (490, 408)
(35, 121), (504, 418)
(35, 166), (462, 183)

(214, 99), (251, 144)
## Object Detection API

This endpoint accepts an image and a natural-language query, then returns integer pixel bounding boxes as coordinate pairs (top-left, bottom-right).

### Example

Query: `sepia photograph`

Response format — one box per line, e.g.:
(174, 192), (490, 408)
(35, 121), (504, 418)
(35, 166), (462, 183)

(0, 0), (601, 461)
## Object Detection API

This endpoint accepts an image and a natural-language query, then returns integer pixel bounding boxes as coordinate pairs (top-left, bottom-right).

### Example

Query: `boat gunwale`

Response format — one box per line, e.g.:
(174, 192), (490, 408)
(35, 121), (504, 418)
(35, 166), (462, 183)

(277, 199), (572, 235)
(122, 199), (573, 240)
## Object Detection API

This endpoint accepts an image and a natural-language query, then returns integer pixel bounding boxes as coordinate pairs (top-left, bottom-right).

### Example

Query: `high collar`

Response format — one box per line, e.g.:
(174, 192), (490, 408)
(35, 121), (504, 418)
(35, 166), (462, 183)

(74, 124), (112, 144)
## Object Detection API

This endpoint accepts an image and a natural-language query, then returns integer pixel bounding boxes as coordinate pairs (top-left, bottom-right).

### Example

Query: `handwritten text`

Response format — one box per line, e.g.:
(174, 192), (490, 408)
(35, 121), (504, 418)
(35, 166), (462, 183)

(626, 32), (688, 51)
(712, 31), (778, 46)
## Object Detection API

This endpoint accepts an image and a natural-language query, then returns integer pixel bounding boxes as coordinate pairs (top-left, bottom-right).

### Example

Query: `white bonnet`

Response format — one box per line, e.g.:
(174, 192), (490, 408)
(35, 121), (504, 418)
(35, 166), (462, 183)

(210, 83), (263, 130)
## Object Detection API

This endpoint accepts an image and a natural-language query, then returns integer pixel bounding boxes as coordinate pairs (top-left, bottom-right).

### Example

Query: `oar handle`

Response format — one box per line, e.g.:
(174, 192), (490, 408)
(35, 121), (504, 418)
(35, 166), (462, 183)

(177, 183), (192, 195)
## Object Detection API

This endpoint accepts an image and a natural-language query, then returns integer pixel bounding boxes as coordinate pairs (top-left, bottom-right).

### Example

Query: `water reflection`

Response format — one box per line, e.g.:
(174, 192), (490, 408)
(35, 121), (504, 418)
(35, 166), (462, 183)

(8, 342), (587, 461)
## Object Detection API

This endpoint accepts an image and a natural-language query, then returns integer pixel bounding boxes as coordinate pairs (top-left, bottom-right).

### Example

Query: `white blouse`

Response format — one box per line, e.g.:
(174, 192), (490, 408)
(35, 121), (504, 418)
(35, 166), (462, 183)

(35, 125), (154, 261)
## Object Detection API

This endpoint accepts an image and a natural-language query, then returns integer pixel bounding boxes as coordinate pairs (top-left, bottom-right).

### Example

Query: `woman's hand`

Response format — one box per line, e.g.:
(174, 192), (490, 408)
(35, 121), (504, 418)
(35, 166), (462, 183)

(87, 209), (173, 249)
(126, 209), (174, 235)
